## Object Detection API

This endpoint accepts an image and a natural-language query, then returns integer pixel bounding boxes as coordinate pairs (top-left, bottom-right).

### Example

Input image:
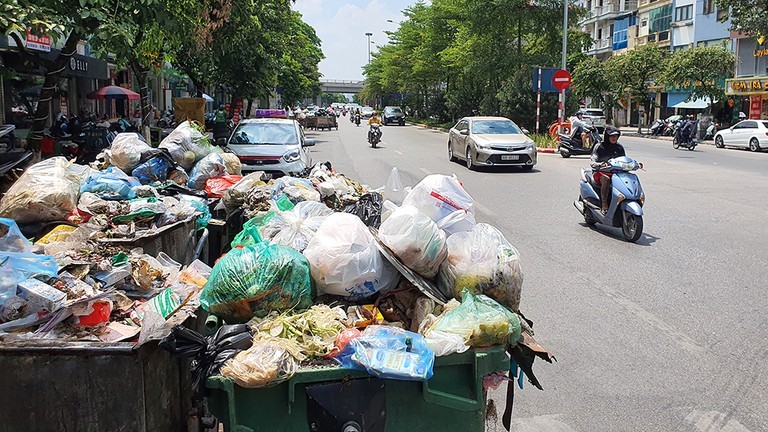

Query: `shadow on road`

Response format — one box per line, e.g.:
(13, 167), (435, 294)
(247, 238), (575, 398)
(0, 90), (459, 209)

(448, 160), (540, 174)
(578, 222), (661, 246)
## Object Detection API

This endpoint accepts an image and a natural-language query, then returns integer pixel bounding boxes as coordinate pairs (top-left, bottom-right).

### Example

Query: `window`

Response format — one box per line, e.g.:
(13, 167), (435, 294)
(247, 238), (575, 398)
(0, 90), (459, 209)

(762, 122), (768, 129)
(597, 28), (603, 39)
(716, 7), (728, 22)
(675, 5), (692, 21)
(471, 120), (522, 135)
(649, 4), (673, 33)
(612, 15), (636, 50)
(742, 121), (757, 129)
(703, 0), (714, 14)
(229, 122), (298, 145)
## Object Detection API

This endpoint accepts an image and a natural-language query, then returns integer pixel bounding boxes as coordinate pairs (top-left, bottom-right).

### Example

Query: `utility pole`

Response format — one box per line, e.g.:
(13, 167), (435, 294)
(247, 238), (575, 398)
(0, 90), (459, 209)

(559, 0), (569, 134)
(365, 32), (373, 65)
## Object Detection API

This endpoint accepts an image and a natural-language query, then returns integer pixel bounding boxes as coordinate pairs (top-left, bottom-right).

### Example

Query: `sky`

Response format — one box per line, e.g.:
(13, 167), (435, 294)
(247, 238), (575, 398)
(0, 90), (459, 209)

(293, 0), (415, 81)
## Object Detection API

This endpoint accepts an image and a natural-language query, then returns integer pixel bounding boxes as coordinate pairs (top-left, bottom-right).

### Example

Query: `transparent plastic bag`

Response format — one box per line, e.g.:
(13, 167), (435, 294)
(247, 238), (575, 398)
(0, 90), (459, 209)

(335, 325), (434, 381)
(110, 133), (150, 172)
(0, 157), (89, 223)
(200, 243), (314, 323)
(304, 213), (399, 300)
(271, 177), (320, 203)
(381, 167), (412, 205)
(431, 290), (521, 348)
(220, 339), (298, 388)
(0, 218), (32, 253)
(220, 152), (242, 176)
(0, 260), (23, 305)
(222, 171), (267, 211)
(159, 121), (213, 170)
(425, 330), (470, 357)
(81, 166), (141, 200)
(378, 205), (447, 278)
(187, 153), (228, 190)
(437, 223), (523, 312)
(402, 174), (475, 231)
(259, 201), (333, 252)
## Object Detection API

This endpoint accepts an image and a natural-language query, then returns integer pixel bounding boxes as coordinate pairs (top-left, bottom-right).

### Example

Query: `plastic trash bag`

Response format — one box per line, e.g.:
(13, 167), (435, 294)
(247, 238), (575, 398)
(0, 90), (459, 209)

(259, 201), (333, 252)
(344, 192), (383, 228)
(335, 325), (434, 381)
(222, 171), (268, 212)
(0, 260), (24, 305)
(200, 243), (315, 323)
(188, 153), (228, 190)
(378, 205), (447, 278)
(168, 167), (190, 186)
(178, 196), (211, 230)
(0, 157), (90, 223)
(0, 218), (32, 253)
(159, 324), (253, 394)
(381, 167), (411, 205)
(159, 121), (213, 170)
(271, 176), (320, 204)
(402, 174), (475, 234)
(110, 133), (150, 172)
(431, 290), (521, 348)
(205, 175), (243, 198)
(0, 251), (59, 279)
(438, 223), (523, 312)
(230, 196), (295, 248)
(220, 152), (242, 176)
(304, 213), (398, 300)
(220, 339), (298, 388)
(425, 330), (470, 357)
(132, 156), (175, 185)
(81, 166), (141, 200)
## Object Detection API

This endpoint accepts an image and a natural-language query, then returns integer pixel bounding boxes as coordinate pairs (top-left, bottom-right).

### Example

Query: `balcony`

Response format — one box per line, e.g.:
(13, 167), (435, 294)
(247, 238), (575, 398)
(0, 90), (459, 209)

(579, 1), (639, 25)
(638, 0), (671, 11)
(588, 37), (613, 54)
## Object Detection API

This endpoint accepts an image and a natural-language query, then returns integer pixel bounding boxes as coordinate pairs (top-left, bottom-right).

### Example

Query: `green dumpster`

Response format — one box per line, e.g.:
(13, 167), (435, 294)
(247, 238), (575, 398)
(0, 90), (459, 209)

(206, 346), (509, 432)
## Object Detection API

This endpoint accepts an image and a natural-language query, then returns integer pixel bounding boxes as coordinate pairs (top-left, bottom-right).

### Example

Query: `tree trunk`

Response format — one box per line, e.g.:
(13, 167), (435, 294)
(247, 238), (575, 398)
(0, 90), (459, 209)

(129, 61), (151, 144)
(246, 99), (253, 117)
(26, 31), (81, 151)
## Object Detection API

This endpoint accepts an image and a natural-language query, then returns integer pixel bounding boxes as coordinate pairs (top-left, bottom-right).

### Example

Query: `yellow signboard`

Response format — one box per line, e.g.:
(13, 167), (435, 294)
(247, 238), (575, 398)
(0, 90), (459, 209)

(755, 48), (768, 58)
(726, 77), (768, 95)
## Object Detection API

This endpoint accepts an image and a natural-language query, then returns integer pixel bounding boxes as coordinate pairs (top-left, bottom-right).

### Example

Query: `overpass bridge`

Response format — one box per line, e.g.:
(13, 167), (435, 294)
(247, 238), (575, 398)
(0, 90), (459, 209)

(320, 79), (365, 94)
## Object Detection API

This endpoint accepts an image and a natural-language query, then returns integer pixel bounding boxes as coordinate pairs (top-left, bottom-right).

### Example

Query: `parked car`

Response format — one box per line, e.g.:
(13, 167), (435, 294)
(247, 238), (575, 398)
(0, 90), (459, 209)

(714, 120), (768, 152)
(382, 106), (406, 126)
(361, 106), (375, 118)
(582, 108), (606, 133)
(448, 116), (537, 171)
(225, 118), (315, 177)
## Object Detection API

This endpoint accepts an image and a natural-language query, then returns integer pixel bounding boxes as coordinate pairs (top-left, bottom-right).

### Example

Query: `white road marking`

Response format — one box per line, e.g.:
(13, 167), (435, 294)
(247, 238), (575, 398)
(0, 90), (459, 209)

(395, 150), (404, 156)
(493, 414), (577, 432)
(685, 410), (753, 432)
(474, 202), (498, 217)
(419, 167), (431, 175)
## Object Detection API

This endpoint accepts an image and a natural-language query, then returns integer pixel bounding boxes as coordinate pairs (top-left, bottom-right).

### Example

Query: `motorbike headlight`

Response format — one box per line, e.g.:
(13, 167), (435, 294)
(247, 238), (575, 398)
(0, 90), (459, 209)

(619, 161), (635, 171)
(283, 151), (301, 163)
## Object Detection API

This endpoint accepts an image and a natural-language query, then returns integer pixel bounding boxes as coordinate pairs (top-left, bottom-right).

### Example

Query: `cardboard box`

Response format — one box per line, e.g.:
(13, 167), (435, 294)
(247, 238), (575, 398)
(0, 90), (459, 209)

(17, 279), (67, 313)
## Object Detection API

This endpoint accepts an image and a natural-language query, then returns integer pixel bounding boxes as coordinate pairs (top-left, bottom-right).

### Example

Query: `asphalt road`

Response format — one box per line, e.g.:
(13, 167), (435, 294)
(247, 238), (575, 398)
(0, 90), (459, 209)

(305, 117), (768, 432)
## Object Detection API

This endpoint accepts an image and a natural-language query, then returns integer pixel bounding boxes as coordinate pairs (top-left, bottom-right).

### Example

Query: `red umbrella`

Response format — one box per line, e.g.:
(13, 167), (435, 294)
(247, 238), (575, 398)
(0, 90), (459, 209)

(87, 85), (140, 100)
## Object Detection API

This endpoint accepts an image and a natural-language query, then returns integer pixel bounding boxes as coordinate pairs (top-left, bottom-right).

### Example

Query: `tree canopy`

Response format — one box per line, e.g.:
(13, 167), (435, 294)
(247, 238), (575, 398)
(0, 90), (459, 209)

(716, 0), (768, 38)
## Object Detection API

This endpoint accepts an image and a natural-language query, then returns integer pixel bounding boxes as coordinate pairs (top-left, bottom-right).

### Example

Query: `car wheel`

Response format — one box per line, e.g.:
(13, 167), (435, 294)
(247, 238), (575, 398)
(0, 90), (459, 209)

(749, 138), (760, 152)
(448, 141), (457, 162)
(466, 148), (476, 171)
(715, 136), (724, 148)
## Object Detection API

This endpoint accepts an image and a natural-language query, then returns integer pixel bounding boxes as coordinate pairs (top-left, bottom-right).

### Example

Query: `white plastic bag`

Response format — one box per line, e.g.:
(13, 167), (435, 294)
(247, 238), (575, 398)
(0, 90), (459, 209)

(425, 330), (470, 357)
(187, 153), (228, 190)
(437, 223), (523, 312)
(304, 213), (399, 300)
(110, 133), (150, 172)
(222, 171), (267, 211)
(381, 167), (411, 205)
(260, 201), (334, 252)
(159, 121), (212, 170)
(378, 205), (447, 278)
(0, 157), (89, 223)
(402, 174), (475, 232)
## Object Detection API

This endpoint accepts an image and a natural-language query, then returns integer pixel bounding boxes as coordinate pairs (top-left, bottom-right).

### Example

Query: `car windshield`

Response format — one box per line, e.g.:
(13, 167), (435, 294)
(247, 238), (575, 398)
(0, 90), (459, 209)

(586, 110), (604, 116)
(387, 108), (402, 114)
(471, 120), (521, 134)
(229, 122), (297, 145)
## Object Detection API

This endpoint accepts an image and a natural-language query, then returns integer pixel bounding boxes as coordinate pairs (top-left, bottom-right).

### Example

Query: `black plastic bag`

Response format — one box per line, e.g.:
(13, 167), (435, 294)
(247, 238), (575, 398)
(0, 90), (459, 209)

(344, 192), (383, 228)
(160, 324), (253, 395)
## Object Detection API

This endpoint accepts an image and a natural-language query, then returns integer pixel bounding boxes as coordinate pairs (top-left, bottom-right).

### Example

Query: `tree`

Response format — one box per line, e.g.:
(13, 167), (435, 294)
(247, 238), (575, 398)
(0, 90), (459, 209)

(606, 45), (666, 131)
(276, 12), (323, 107)
(0, 0), (110, 150)
(572, 56), (616, 123)
(659, 46), (735, 105)
(716, 0), (768, 38)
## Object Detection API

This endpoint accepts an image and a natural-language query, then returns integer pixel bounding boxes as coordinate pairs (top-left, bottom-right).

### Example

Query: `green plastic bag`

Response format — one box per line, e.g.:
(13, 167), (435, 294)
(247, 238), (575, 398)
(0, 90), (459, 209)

(200, 242), (315, 323)
(230, 196), (295, 248)
(433, 290), (521, 348)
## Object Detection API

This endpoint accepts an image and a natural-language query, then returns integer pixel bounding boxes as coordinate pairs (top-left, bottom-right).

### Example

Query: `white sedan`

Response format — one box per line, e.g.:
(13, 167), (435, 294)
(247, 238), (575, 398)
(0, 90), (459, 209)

(714, 120), (768, 152)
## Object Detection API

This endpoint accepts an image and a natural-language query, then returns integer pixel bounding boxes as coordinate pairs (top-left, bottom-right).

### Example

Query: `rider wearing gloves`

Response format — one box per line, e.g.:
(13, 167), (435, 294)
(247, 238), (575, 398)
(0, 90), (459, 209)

(590, 126), (626, 214)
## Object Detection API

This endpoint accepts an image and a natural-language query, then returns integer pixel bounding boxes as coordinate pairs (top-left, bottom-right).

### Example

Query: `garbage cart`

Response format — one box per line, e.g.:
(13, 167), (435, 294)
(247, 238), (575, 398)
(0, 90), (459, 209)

(206, 346), (509, 432)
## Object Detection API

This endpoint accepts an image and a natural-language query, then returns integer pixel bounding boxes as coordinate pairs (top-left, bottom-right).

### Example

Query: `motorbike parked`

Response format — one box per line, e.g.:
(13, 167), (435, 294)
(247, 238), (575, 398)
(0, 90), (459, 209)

(368, 123), (382, 148)
(558, 126), (600, 158)
(650, 119), (666, 136)
(704, 122), (719, 140)
(157, 109), (176, 129)
(573, 156), (645, 242)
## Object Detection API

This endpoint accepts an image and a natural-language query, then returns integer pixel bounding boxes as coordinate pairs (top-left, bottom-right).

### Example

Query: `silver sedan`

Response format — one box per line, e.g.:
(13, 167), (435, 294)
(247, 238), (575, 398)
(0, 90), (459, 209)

(448, 116), (537, 171)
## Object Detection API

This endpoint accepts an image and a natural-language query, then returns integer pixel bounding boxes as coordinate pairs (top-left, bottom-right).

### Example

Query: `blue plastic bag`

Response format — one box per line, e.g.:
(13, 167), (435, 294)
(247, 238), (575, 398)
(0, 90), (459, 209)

(179, 196), (211, 231)
(335, 325), (435, 381)
(132, 157), (174, 184)
(0, 251), (58, 279)
(0, 218), (32, 253)
(81, 167), (141, 200)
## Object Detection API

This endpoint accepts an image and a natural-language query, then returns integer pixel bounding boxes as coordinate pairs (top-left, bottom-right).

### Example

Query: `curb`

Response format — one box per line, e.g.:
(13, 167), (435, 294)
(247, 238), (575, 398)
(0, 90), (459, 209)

(537, 148), (557, 153)
(406, 121), (450, 132)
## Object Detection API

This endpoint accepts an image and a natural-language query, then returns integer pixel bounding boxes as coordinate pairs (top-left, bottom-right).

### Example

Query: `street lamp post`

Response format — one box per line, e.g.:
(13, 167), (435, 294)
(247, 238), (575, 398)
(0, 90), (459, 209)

(365, 32), (373, 65)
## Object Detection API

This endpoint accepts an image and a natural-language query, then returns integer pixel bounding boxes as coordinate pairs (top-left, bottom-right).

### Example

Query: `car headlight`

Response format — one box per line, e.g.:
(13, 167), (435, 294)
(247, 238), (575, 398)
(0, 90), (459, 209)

(283, 151), (301, 163)
(475, 142), (488, 149)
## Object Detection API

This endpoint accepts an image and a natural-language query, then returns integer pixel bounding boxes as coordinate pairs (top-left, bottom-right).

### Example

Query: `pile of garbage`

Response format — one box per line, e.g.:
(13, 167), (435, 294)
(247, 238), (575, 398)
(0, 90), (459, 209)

(160, 165), (553, 394)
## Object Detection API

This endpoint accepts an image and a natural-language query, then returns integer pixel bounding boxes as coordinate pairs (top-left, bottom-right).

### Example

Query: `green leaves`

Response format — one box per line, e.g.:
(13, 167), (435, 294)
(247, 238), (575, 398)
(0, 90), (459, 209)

(716, 0), (768, 38)
(659, 45), (735, 103)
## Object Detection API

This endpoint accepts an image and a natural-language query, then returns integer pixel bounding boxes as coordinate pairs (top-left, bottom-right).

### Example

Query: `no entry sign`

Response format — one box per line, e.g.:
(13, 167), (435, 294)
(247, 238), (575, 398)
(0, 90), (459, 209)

(553, 69), (572, 91)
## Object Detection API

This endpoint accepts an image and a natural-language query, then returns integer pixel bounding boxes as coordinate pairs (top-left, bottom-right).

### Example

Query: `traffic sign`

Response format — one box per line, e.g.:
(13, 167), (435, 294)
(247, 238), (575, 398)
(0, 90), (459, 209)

(553, 69), (572, 91)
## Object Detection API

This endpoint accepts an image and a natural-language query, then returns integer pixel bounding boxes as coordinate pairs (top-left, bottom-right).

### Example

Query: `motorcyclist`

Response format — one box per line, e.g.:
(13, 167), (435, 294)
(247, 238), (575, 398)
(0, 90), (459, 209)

(569, 110), (592, 146)
(679, 114), (696, 143)
(368, 111), (382, 142)
(354, 108), (361, 126)
(590, 126), (627, 215)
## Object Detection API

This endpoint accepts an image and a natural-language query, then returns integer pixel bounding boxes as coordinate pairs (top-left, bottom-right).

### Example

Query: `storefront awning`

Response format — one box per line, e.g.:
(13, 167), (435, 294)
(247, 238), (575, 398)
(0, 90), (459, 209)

(672, 97), (713, 109)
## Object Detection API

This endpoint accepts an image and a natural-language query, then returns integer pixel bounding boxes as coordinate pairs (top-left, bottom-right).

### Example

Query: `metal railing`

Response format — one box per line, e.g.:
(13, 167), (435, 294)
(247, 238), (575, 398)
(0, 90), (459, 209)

(589, 37), (613, 52)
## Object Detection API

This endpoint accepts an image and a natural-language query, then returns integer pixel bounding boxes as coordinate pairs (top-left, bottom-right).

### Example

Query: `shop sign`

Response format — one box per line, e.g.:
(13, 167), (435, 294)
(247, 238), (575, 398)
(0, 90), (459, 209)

(665, 78), (725, 93)
(69, 57), (88, 74)
(755, 48), (768, 58)
(726, 77), (768, 95)
(749, 95), (762, 119)
(25, 28), (51, 52)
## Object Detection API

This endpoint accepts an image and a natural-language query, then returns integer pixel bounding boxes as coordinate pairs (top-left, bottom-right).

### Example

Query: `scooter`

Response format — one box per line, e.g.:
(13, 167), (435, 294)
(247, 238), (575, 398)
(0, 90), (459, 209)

(704, 122), (719, 140)
(672, 121), (698, 151)
(368, 124), (382, 148)
(573, 156), (645, 242)
(355, 114), (361, 127)
(650, 118), (666, 136)
(157, 110), (176, 129)
(558, 126), (600, 158)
